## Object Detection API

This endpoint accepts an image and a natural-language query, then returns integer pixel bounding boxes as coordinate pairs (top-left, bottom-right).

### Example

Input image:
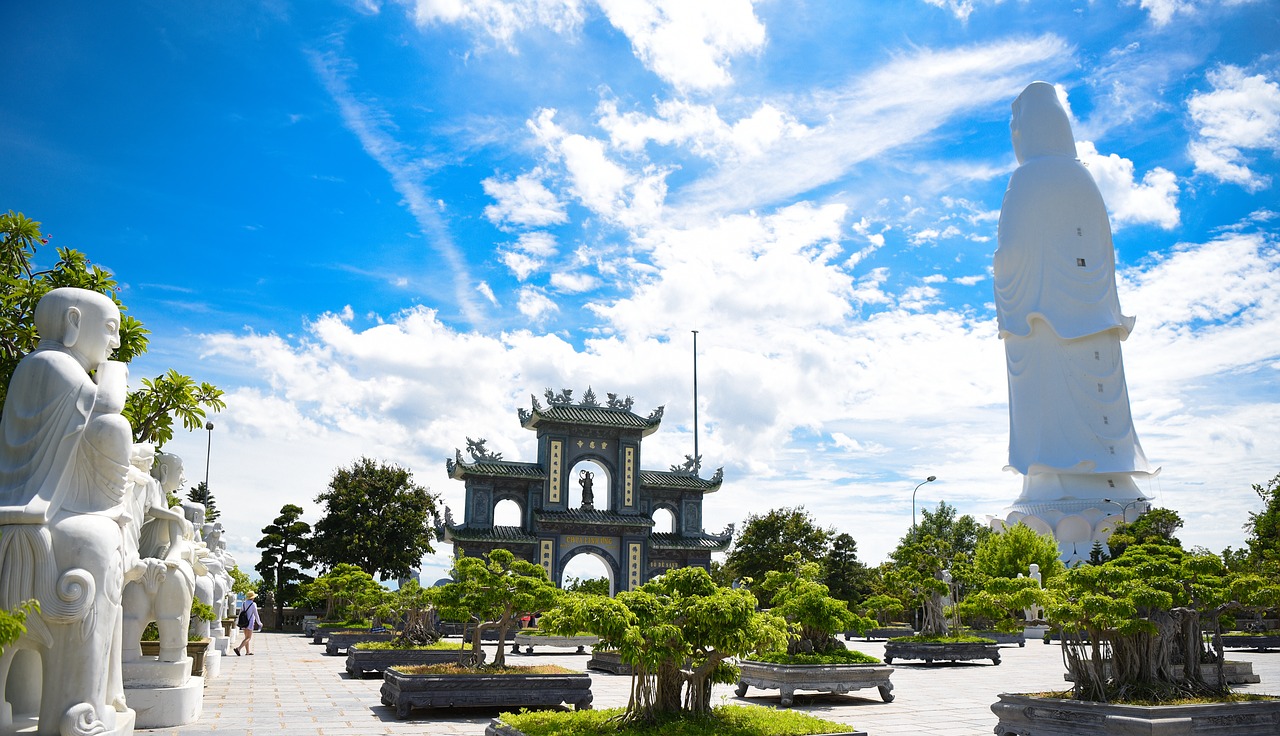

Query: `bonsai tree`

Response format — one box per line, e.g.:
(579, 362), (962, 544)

(540, 566), (788, 723)
(952, 576), (1049, 633)
(306, 563), (388, 624)
(433, 549), (562, 668)
(1047, 542), (1280, 702)
(760, 553), (874, 654)
(884, 535), (952, 637)
(858, 593), (906, 627)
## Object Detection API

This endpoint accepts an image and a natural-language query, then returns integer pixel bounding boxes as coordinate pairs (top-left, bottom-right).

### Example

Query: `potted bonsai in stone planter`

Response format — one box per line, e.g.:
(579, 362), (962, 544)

(532, 566), (841, 732)
(736, 553), (895, 705)
(346, 580), (485, 677)
(992, 543), (1280, 735)
(380, 549), (585, 718)
(846, 593), (911, 640)
(882, 535), (999, 666)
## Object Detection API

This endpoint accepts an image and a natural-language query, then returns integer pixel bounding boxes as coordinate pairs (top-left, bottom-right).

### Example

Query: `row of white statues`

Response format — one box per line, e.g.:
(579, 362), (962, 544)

(0, 287), (236, 735)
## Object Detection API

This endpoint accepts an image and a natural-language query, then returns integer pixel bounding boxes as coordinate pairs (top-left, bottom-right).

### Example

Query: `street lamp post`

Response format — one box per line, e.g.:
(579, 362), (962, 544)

(204, 421), (214, 507)
(1102, 497), (1145, 523)
(912, 475), (938, 531)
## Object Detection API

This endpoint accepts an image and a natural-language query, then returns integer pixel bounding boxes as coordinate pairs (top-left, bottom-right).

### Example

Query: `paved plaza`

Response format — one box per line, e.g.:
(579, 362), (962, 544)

(147, 632), (1280, 736)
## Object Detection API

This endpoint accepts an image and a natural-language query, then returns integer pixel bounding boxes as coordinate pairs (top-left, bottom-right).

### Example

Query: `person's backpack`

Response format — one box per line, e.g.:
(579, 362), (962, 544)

(236, 607), (250, 628)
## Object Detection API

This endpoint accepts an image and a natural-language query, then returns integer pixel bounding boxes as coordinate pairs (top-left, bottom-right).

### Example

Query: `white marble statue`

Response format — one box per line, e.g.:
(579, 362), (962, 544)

(0, 287), (137, 735)
(992, 82), (1156, 563)
(121, 452), (197, 667)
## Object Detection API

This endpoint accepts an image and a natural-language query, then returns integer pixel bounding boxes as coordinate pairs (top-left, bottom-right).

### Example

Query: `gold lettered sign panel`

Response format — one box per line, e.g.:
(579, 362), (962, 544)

(549, 439), (563, 504)
(563, 534), (620, 557)
(540, 539), (555, 580)
(624, 446), (635, 507)
(628, 542), (642, 591)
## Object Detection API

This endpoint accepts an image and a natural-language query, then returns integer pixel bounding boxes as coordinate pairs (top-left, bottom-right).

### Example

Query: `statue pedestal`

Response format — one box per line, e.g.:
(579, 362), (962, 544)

(213, 634), (231, 655)
(203, 648), (222, 680)
(123, 657), (192, 689)
(7, 708), (137, 735)
(125, 677), (203, 729)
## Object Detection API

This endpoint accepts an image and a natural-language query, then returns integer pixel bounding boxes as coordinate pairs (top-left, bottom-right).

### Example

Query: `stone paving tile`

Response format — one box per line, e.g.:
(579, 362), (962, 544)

(149, 631), (1280, 736)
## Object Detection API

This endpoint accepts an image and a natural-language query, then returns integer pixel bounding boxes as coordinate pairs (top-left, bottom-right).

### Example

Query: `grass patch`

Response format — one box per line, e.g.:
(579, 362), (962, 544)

(499, 705), (852, 736)
(889, 635), (995, 644)
(318, 620), (373, 630)
(355, 640), (462, 651)
(391, 663), (578, 676)
(749, 649), (881, 665)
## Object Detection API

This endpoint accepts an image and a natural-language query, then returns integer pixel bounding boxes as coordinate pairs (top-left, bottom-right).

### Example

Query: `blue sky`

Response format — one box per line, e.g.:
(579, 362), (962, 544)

(3, 0), (1278, 583)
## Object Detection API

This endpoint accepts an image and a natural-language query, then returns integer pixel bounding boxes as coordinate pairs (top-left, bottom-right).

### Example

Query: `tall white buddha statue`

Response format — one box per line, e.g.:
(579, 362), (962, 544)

(0, 287), (137, 735)
(993, 82), (1156, 563)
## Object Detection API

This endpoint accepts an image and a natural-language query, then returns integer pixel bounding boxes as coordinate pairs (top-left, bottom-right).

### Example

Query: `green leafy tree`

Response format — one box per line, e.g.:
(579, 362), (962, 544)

(953, 576), (1050, 632)
(822, 532), (874, 603)
(1047, 543), (1280, 702)
(973, 522), (1064, 585)
(540, 566), (788, 723)
(185, 482), (219, 522)
(1244, 472), (1280, 567)
(858, 593), (906, 626)
(898, 501), (991, 559)
(305, 563), (388, 623)
(434, 549), (562, 668)
(124, 370), (225, 448)
(1106, 507), (1184, 557)
(762, 553), (874, 653)
(310, 457), (442, 581)
(255, 503), (314, 630)
(564, 576), (610, 596)
(886, 535), (952, 637)
(725, 506), (831, 605)
(1, 211), (222, 443)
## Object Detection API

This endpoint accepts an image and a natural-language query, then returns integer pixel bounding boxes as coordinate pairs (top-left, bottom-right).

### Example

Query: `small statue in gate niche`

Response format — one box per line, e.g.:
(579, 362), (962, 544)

(579, 469), (595, 511)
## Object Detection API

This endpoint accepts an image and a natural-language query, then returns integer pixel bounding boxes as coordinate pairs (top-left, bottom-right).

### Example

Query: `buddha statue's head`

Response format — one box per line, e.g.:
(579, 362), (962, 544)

(1010, 81), (1077, 165)
(152, 451), (187, 494)
(35, 287), (122, 372)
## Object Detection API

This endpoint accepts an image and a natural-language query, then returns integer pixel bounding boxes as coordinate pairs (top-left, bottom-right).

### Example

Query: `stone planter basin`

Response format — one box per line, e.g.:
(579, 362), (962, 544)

(140, 639), (211, 677)
(883, 640), (1000, 666)
(485, 717), (868, 736)
(586, 649), (633, 675)
(1221, 634), (1280, 651)
(512, 632), (599, 654)
(380, 668), (593, 718)
(325, 630), (397, 655)
(735, 659), (895, 706)
(971, 630), (1026, 647)
(346, 644), (484, 678)
(992, 692), (1280, 735)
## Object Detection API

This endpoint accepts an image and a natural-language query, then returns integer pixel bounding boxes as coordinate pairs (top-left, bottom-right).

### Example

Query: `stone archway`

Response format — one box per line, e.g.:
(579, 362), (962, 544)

(558, 545), (619, 596)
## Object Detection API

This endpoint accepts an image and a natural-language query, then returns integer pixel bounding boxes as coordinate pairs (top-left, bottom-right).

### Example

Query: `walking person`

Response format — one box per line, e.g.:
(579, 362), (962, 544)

(233, 591), (262, 655)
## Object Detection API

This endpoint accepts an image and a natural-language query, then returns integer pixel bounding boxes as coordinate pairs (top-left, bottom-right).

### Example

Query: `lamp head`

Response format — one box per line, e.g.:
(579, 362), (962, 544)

(926, 475), (936, 482)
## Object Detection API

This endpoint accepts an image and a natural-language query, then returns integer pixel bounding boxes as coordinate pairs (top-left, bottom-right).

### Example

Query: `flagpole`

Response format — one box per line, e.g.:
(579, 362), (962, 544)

(692, 330), (699, 471)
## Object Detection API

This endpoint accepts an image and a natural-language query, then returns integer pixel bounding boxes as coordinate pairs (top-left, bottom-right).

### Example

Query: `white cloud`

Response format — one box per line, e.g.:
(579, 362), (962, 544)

(499, 232), (561, 281)
(598, 98), (810, 161)
(1187, 65), (1280, 192)
(1128, 0), (1196, 27)
(1076, 141), (1180, 230)
(516, 232), (560, 257)
(681, 34), (1073, 214)
(482, 170), (569, 228)
(477, 281), (499, 305)
(517, 286), (560, 320)
(595, 0), (765, 93)
(550, 271), (600, 293)
(405, 0), (586, 48)
(530, 108), (668, 227)
(501, 251), (543, 281)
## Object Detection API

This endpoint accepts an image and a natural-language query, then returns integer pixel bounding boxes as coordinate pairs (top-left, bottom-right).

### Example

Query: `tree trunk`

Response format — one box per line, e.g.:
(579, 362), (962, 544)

(653, 660), (683, 714)
(921, 590), (947, 637)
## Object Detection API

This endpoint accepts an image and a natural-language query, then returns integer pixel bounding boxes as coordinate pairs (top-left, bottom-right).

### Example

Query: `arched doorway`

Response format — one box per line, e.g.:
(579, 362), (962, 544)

(560, 549), (616, 596)
(493, 498), (522, 527)
(652, 507), (675, 534)
(567, 459), (610, 511)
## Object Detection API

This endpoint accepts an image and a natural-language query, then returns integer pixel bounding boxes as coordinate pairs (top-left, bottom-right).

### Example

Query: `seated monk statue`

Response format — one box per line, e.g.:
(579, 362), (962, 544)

(0, 287), (136, 735)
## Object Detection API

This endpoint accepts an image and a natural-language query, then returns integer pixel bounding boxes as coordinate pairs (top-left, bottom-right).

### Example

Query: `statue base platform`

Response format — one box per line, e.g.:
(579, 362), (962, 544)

(123, 656), (193, 689)
(7, 707), (137, 734)
(203, 648), (222, 680)
(213, 634), (231, 654)
(126, 676), (203, 728)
